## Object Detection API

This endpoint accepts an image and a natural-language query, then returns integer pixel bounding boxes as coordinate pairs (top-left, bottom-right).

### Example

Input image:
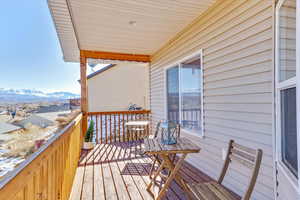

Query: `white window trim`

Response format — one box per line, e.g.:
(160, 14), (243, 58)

(163, 49), (204, 138)
(297, 0), (300, 189)
(275, 0), (300, 192)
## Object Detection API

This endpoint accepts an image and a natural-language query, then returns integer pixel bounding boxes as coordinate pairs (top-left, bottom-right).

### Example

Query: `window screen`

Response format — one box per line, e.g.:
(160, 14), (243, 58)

(281, 87), (298, 177)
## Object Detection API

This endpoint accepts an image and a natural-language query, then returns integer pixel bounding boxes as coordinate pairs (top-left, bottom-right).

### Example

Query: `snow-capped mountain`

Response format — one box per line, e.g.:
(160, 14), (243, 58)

(0, 88), (80, 103)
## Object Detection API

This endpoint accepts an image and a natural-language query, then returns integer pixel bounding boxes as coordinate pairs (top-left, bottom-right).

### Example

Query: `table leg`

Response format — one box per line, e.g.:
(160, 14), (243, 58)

(149, 155), (161, 179)
(147, 124), (149, 137)
(156, 153), (187, 200)
(147, 159), (166, 194)
(163, 154), (193, 200)
(149, 159), (157, 179)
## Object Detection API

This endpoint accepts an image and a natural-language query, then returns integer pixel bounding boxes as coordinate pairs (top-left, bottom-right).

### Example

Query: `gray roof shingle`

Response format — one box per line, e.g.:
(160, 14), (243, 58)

(0, 122), (22, 134)
(14, 115), (54, 129)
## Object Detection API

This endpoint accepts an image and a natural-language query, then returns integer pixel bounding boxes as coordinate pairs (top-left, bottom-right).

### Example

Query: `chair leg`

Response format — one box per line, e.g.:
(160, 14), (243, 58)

(149, 159), (157, 179)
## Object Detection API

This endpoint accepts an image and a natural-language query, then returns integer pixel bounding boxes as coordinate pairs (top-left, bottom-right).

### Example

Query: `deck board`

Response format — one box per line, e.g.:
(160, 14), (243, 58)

(117, 144), (143, 200)
(70, 141), (236, 200)
(109, 145), (131, 200)
(103, 149), (117, 200)
(93, 163), (104, 199)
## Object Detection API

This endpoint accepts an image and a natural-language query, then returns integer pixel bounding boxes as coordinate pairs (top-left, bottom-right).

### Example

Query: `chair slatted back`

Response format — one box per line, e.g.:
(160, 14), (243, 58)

(218, 140), (263, 200)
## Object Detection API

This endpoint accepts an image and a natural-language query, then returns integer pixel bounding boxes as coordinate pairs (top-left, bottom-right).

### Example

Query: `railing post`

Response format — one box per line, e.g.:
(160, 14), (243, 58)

(80, 53), (88, 136)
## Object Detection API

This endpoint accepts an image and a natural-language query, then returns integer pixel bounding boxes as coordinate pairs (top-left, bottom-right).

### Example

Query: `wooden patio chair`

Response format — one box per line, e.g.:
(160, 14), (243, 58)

(187, 140), (263, 200)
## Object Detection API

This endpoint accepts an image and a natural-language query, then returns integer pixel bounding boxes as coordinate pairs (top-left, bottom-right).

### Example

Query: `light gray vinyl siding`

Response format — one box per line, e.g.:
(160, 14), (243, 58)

(149, 0), (275, 199)
(276, 0), (298, 199)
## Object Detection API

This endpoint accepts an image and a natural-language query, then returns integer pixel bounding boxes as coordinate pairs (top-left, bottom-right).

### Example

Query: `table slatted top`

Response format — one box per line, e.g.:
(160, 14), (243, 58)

(144, 138), (201, 154)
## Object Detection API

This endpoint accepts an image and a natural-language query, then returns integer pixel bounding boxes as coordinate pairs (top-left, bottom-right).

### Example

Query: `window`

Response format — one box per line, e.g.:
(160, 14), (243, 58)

(281, 87), (297, 176)
(278, 0), (296, 82)
(166, 52), (203, 136)
(166, 66), (180, 124)
(276, 0), (298, 178)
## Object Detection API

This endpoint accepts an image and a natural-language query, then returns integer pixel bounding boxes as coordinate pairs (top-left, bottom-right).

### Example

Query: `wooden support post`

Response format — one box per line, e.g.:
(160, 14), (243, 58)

(80, 53), (88, 136)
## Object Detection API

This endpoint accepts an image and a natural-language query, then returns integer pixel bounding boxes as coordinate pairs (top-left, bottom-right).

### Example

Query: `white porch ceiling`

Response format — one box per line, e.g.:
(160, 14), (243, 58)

(48, 0), (216, 62)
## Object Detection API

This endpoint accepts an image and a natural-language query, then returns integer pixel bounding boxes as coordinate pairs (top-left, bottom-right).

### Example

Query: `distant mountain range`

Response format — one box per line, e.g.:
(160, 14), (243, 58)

(0, 88), (80, 103)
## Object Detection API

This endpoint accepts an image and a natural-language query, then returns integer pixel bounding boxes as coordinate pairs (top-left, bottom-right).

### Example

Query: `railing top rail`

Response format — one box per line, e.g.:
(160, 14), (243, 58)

(88, 110), (151, 115)
(0, 113), (82, 189)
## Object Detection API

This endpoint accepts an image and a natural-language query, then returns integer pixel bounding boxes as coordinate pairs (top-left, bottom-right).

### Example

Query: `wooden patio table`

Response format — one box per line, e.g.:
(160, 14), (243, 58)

(144, 137), (201, 200)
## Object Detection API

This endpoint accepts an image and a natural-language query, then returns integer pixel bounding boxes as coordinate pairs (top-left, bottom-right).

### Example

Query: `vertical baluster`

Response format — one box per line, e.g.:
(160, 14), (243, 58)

(191, 110), (193, 127)
(138, 113), (140, 140)
(114, 114), (116, 143)
(132, 113), (135, 141)
(121, 113), (125, 142)
(141, 113), (143, 139)
(191, 110), (193, 128)
(193, 109), (195, 129)
(111, 113), (114, 142)
(135, 113), (138, 141)
(140, 113), (143, 139)
(184, 110), (185, 126)
(100, 114), (102, 144)
(198, 109), (200, 129)
(91, 115), (94, 142)
(146, 112), (148, 137)
(118, 113), (121, 143)
(198, 109), (199, 129)
(126, 113), (129, 142)
(96, 115), (98, 144)
(143, 113), (148, 137)
(134, 114), (141, 140)
(195, 110), (197, 128)
(109, 114), (112, 143)
(105, 114), (107, 144)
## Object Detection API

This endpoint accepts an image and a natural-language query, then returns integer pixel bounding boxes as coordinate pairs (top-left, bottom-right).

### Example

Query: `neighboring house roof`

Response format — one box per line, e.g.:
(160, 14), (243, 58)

(0, 122), (22, 134)
(36, 111), (70, 122)
(78, 64), (116, 83)
(87, 64), (116, 80)
(14, 115), (54, 129)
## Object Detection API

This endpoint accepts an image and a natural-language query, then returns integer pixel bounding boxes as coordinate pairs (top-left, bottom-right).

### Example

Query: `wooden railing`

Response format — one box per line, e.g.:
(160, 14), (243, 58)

(88, 110), (151, 143)
(0, 114), (82, 200)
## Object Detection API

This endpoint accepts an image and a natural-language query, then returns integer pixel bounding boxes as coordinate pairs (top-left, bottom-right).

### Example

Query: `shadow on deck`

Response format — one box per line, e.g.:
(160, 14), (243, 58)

(70, 141), (216, 200)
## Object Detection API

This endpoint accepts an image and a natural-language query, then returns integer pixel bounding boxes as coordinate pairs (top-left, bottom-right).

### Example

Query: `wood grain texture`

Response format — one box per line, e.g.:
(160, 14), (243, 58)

(70, 140), (238, 200)
(144, 138), (201, 155)
(188, 140), (262, 200)
(80, 53), (88, 135)
(0, 115), (83, 200)
(81, 50), (150, 62)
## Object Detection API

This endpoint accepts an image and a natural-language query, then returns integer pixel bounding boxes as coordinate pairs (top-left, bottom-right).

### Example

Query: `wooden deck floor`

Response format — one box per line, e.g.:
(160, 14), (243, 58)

(69, 141), (218, 200)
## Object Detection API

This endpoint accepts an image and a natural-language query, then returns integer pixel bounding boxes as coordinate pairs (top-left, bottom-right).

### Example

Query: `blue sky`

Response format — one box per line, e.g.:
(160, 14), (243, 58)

(0, 1), (80, 94)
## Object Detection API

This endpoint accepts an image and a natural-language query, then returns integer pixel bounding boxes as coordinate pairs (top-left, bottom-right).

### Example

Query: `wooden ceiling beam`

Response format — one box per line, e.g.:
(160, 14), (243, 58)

(80, 50), (151, 62)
